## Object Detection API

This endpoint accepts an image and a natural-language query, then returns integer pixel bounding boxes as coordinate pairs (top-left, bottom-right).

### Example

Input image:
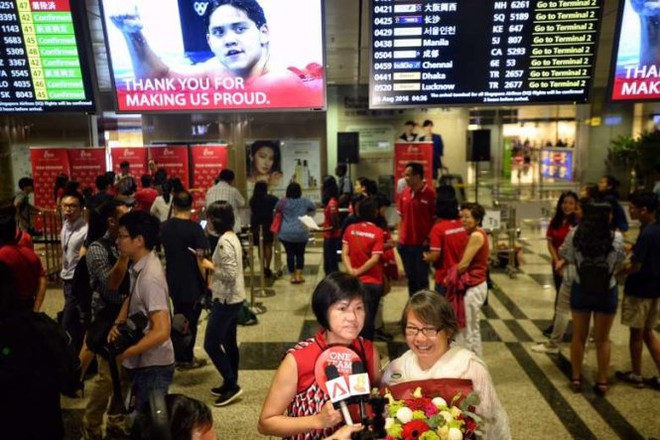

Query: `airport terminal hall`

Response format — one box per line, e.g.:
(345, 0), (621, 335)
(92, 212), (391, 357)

(2, 0), (660, 439)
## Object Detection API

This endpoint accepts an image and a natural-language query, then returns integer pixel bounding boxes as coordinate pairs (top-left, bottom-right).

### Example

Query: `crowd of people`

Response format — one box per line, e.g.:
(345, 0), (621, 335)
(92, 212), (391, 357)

(1, 159), (658, 439)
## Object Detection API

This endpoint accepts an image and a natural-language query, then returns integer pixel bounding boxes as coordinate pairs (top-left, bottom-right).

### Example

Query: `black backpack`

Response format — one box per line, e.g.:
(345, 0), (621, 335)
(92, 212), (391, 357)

(577, 254), (612, 296)
(71, 239), (119, 326)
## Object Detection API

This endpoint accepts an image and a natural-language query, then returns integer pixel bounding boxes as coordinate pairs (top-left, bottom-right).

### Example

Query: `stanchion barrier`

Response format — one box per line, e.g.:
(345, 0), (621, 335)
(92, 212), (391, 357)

(33, 209), (63, 279)
(253, 225), (275, 301)
(273, 232), (284, 278)
(245, 228), (268, 315)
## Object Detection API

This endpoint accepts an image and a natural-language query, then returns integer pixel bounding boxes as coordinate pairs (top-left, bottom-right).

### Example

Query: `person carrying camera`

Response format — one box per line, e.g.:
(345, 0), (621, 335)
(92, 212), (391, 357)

(109, 210), (175, 427)
(81, 197), (133, 440)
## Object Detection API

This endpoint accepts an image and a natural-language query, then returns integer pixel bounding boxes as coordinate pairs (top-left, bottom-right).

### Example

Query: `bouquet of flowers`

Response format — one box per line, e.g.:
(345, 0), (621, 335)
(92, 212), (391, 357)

(382, 387), (481, 440)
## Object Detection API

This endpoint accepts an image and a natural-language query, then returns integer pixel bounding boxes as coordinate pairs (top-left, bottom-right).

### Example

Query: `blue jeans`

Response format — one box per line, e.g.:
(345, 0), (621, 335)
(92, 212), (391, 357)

(127, 364), (174, 414)
(323, 237), (341, 275)
(397, 244), (430, 296)
(204, 301), (241, 389)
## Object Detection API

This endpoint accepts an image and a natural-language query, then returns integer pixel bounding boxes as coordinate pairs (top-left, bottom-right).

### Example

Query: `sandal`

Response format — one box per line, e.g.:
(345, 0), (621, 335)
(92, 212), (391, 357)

(570, 378), (582, 393)
(593, 382), (608, 396)
(615, 370), (644, 388)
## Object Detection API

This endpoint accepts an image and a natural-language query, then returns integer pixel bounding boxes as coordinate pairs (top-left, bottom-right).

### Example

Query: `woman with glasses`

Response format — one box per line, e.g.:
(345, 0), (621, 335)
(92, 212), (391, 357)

(382, 291), (511, 440)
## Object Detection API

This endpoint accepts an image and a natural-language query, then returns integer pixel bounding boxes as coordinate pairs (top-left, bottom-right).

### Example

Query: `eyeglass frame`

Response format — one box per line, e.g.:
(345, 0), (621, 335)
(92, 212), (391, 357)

(404, 325), (443, 338)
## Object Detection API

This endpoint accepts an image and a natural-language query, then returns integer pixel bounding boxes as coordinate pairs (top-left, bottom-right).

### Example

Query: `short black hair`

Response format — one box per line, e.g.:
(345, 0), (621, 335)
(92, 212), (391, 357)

(406, 162), (424, 177)
(436, 195), (459, 220)
(95, 174), (109, 191)
(311, 272), (365, 330)
(140, 174), (152, 188)
(401, 290), (459, 339)
(120, 161), (130, 169)
(357, 197), (378, 223)
(286, 182), (302, 199)
(208, 0), (267, 29)
(61, 191), (85, 208)
(218, 169), (235, 183)
(166, 394), (213, 440)
(207, 201), (235, 234)
(422, 120), (433, 127)
(18, 177), (33, 190)
(629, 191), (658, 213)
(404, 120), (416, 126)
(173, 191), (193, 210)
(119, 210), (160, 251)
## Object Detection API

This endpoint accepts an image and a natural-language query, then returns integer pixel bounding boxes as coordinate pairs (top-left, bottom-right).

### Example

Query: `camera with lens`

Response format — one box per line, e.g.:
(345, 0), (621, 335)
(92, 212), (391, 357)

(108, 312), (149, 356)
(351, 395), (387, 440)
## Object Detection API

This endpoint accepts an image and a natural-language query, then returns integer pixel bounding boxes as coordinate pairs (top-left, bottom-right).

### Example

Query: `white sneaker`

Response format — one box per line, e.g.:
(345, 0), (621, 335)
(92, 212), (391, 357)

(531, 342), (559, 354)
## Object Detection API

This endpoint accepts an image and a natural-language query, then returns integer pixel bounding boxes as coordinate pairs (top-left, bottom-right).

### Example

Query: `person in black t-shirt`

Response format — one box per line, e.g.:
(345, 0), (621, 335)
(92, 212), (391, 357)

(161, 191), (210, 369)
(249, 181), (278, 277)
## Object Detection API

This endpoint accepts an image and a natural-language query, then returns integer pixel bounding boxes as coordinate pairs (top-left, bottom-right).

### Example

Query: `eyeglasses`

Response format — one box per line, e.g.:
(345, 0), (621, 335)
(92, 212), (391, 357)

(404, 326), (442, 337)
(61, 203), (80, 210)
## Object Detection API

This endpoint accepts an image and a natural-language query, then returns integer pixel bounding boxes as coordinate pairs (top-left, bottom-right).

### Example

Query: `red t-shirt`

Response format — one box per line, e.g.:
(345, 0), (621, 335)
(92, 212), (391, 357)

(323, 198), (341, 240)
(134, 187), (159, 212)
(0, 244), (44, 302)
(343, 221), (384, 284)
(429, 219), (469, 284)
(466, 228), (490, 286)
(15, 229), (34, 249)
(546, 221), (571, 253)
(398, 184), (436, 246)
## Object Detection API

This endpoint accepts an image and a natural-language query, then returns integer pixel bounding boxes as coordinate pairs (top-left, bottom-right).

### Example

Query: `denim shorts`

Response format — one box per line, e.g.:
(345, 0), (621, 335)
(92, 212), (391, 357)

(570, 282), (618, 315)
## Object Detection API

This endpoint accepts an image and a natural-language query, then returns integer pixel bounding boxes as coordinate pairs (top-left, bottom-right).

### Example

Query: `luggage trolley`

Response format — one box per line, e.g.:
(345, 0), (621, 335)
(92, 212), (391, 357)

(241, 228), (271, 315)
(483, 203), (519, 278)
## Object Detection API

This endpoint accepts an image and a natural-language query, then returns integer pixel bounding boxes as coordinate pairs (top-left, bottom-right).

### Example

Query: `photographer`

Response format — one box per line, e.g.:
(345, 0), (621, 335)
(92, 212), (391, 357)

(81, 197), (133, 440)
(109, 211), (175, 425)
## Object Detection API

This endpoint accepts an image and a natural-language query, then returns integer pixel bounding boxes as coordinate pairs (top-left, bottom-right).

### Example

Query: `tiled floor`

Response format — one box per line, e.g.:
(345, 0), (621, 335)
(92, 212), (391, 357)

(50, 221), (660, 440)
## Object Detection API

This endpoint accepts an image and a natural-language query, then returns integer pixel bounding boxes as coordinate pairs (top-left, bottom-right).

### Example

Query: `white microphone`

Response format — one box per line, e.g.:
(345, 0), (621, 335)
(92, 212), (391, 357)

(350, 361), (370, 424)
(325, 364), (354, 426)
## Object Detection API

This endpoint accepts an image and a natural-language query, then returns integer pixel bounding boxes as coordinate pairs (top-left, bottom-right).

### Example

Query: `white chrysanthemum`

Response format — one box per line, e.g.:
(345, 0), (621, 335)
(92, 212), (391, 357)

(432, 396), (447, 408)
(439, 410), (453, 424)
(396, 407), (414, 424)
(384, 417), (395, 430)
(448, 427), (463, 440)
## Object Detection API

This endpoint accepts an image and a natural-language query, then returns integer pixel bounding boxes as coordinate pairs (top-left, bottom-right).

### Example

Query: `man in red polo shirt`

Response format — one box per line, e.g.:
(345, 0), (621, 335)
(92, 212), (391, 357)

(423, 187), (468, 295)
(0, 205), (46, 311)
(342, 197), (384, 340)
(397, 162), (436, 296)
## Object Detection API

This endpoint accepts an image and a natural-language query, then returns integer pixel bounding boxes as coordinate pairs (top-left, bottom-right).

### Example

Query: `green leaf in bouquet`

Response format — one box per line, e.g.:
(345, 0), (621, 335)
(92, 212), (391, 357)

(460, 391), (481, 410)
(427, 414), (446, 429)
(462, 410), (482, 424)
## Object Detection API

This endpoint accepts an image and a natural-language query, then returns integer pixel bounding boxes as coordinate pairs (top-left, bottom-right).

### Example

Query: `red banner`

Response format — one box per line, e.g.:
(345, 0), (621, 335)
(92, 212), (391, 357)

(148, 145), (190, 188)
(189, 144), (228, 210)
(394, 142), (434, 203)
(68, 148), (107, 193)
(30, 148), (71, 210)
(110, 147), (148, 178)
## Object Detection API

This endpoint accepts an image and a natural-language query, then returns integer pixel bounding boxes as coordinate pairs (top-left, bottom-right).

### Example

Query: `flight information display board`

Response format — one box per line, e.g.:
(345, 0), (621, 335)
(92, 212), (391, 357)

(0, 0), (96, 113)
(370, 0), (603, 107)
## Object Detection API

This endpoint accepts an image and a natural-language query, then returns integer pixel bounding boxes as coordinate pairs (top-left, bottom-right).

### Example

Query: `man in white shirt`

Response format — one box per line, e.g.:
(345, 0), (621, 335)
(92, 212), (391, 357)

(60, 191), (88, 354)
(206, 169), (245, 233)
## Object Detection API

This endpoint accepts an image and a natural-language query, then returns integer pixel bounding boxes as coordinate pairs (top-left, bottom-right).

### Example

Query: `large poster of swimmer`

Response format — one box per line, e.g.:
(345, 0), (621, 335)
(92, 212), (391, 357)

(100, 0), (325, 111)
(611, 0), (660, 100)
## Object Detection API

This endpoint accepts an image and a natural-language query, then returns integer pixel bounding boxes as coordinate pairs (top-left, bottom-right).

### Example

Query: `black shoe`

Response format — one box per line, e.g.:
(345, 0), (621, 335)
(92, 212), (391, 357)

(374, 328), (394, 342)
(210, 384), (229, 397)
(264, 268), (273, 278)
(176, 358), (208, 371)
(213, 386), (243, 407)
(542, 326), (553, 338)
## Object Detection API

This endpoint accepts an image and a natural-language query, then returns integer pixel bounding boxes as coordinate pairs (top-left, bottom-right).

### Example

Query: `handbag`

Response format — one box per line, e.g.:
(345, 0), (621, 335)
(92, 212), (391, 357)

(270, 200), (285, 234)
